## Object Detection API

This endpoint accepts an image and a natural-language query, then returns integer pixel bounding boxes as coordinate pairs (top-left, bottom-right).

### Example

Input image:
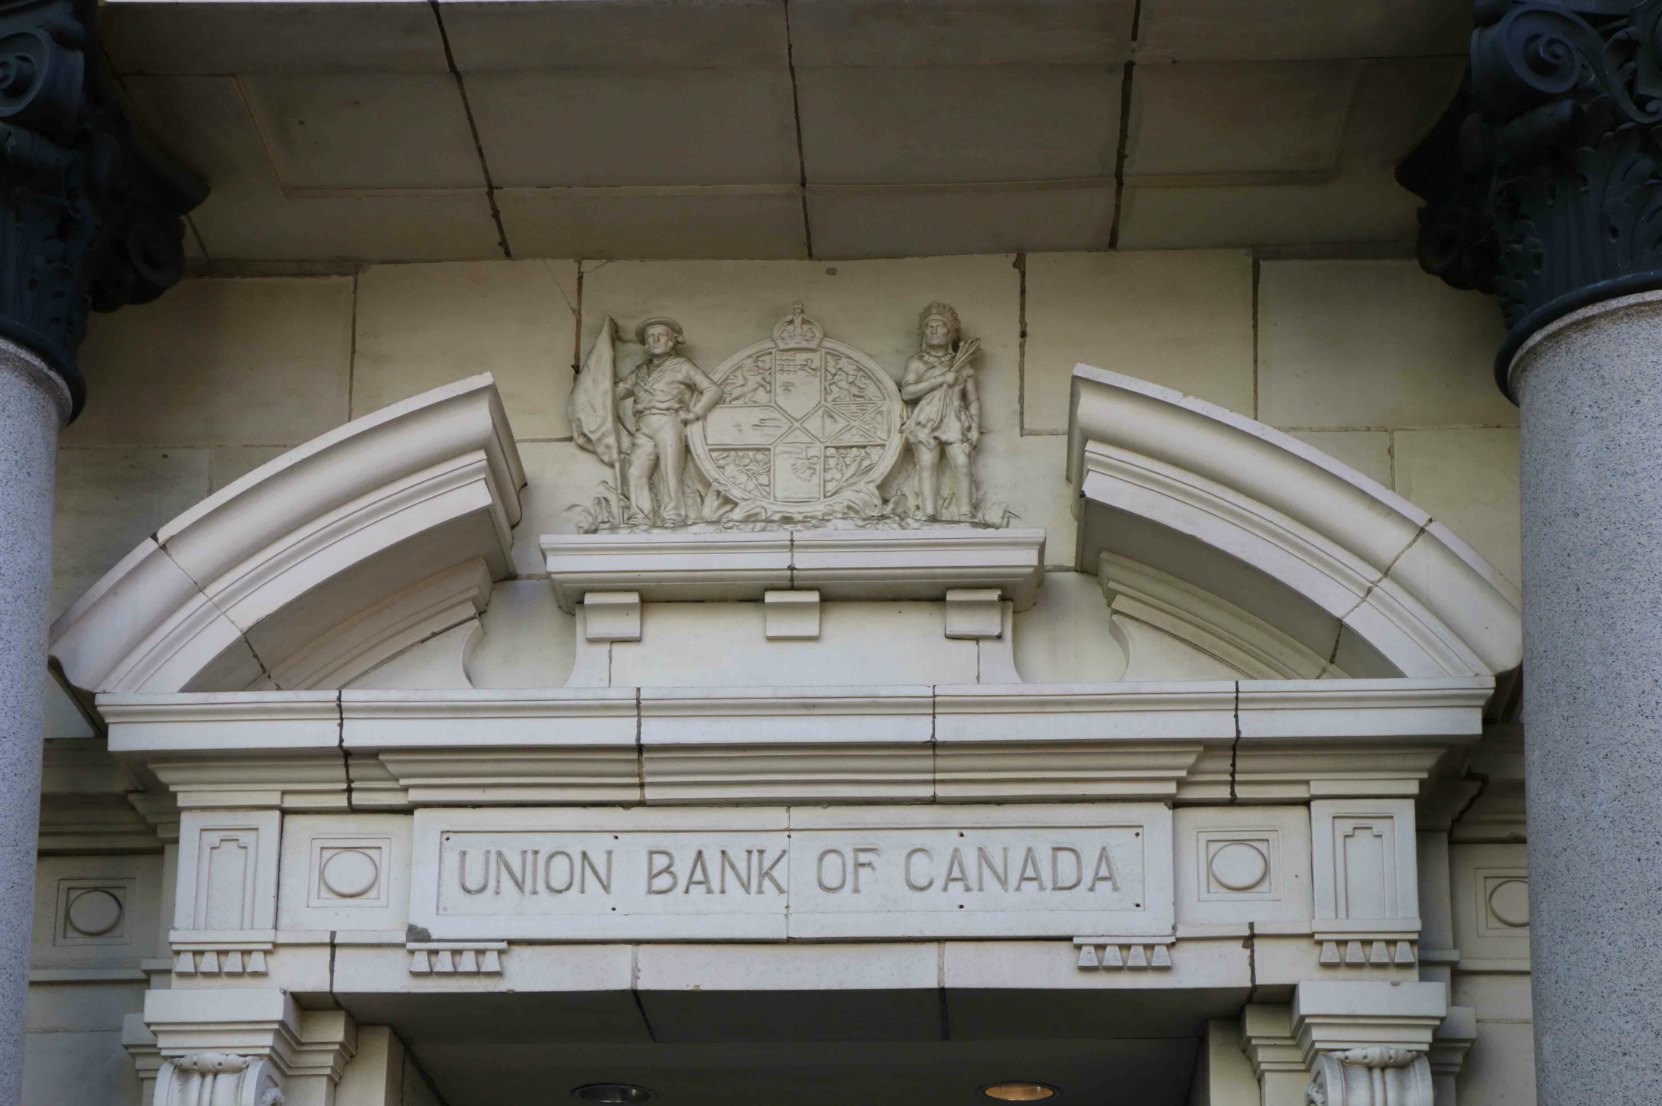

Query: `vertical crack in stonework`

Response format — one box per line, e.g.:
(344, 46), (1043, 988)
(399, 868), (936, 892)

(633, 687), (645, 804)
(1106, 0), (1144, 250)
(427, 0), (512, 258)
(1228, 681), (1241, 803)
(782, 0), (813, 257)
(337, 691), (354, 813)
(1015, 253), (1029, 434)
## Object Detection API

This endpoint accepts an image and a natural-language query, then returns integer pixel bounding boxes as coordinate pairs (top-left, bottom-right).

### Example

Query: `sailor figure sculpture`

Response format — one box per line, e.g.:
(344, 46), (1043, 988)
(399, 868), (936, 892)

(899, 302), (982, 521)
(615, 317), (722, 525)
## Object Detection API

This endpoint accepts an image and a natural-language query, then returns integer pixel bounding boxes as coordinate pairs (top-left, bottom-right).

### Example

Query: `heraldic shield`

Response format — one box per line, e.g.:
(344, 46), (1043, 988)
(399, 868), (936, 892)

(687, 304), (905, 519)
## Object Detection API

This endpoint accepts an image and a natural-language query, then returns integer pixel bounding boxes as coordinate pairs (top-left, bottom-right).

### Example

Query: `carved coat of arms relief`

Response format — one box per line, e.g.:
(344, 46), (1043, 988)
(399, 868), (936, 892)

(568, 302), (995, 531)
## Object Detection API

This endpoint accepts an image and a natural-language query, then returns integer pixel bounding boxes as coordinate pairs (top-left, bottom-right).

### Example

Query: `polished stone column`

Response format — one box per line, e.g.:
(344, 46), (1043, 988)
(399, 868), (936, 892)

(1509, 292), (1662, 1105)
(0, 345), (68, 1104)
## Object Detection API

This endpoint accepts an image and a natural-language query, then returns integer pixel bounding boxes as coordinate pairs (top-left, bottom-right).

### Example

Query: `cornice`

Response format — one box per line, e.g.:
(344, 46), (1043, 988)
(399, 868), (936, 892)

(101, 678), (1493, 810)
(1397, 1), (1662, 393)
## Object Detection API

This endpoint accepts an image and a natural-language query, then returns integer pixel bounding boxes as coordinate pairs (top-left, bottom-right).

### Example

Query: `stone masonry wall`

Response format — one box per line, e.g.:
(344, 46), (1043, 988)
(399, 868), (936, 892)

(56, 252), (1516, 632)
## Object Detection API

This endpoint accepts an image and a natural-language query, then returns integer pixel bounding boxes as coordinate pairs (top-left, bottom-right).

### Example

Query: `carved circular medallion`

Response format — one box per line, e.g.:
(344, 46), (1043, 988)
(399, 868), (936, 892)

(321, 849), (380, 899)
(66, 888), (123, 937)
(1487, 878), (1530, 928)
(1208, 842), (1269, 892)
(687, 305), (904, 517)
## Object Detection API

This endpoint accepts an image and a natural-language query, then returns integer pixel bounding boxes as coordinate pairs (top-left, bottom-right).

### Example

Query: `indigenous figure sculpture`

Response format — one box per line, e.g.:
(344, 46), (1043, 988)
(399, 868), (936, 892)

(899, 302), (981, 520)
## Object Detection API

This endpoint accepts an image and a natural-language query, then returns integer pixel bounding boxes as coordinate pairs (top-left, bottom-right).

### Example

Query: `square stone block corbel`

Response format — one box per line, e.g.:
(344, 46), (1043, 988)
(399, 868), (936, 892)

(583, 591), (641, 643)
(764, 589), (820, 639)
(944, 588), (1003, 639)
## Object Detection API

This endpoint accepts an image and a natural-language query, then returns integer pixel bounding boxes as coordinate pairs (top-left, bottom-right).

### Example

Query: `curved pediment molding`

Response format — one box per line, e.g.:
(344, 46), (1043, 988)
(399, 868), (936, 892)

(50, 376), (525, 700)
(1069, 366), (1522, 687)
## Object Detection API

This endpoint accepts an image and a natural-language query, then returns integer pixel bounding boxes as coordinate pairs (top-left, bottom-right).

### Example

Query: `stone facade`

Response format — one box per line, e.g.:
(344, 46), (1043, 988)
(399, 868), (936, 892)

(30, 252), (1531, 1106)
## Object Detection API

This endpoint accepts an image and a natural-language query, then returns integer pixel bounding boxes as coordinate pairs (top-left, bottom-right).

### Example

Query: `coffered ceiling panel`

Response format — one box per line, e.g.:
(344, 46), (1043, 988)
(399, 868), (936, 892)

(788, 0), (1136, 66)
(1136, 0), (1468, 61)
(467, 69), (802, 188)
(1117, 173), (1421, 251)
(122, 75), (503, 261)
(497, 187), (807, 259)
(797, 65), (1122, 185)
(100, 0), (1463, 260)
(807, 181), (1113, 258)
(238, 74), (485, 191)
(1117, 55), (1462, 250)
(439, 0), (788, 70)
(103, 0), (450, 73)
(1125, 62), (1358, 182)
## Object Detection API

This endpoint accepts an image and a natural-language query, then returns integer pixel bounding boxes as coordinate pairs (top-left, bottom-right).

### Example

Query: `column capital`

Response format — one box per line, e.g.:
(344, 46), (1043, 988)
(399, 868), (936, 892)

(1397, 0), (1662, 398)
(1291, 981), (1446, 1106)
(142, 988), (356, 1106)
(0, 0), (204, 420)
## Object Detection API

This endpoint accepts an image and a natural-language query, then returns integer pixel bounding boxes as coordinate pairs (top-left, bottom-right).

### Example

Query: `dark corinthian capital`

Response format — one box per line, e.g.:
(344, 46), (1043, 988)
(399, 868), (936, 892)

(0, 0), (204, 418)
(1398, 0), (1662, 394)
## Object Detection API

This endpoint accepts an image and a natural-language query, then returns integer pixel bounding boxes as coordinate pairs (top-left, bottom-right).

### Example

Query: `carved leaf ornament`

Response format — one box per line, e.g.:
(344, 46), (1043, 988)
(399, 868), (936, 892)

(1399, 0), (1662, 392)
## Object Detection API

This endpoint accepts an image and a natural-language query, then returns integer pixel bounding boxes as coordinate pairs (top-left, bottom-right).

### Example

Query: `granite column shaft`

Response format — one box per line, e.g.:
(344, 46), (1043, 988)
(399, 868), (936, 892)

(1511, 291), (1662, 1106)
(0, 341), (68, 1105)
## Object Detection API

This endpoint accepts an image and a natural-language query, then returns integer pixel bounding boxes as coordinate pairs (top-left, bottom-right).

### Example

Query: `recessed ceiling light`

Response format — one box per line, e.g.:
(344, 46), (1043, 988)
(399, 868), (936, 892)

(572, 1084), (656, 1104)
(982, 1083), (1059, 1101)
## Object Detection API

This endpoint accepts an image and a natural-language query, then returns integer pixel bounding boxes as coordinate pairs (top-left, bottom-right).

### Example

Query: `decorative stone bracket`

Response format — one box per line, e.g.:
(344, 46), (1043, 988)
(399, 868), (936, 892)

(408, 941), (506, 976)
(1073, 935), (1174, 971)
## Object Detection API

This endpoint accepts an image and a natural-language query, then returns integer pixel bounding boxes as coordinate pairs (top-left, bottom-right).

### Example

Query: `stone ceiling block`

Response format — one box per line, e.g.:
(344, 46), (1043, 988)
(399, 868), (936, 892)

(1136, 0), (1466, 61)
(788, 0), (1135, 66)
(103, 0), (452, 73)
(440, 0), (788, 71)
(1125, 61), (1357, 182)
(238, 74), (485, 191)
(806, 183), (1113, 258)
(467, 70), (800, 188)
(120, 76), (503, 260)
(797, 65), (1121, 185)
(495, 187), (807, 260)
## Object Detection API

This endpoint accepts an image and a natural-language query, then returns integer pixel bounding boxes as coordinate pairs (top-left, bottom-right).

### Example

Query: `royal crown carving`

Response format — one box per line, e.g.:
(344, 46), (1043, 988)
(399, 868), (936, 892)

(569, 302), (997, 529)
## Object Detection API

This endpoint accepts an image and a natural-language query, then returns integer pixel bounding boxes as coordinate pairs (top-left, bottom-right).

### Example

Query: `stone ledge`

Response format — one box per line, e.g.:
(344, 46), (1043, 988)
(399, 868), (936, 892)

(542, 527), (1046, 612)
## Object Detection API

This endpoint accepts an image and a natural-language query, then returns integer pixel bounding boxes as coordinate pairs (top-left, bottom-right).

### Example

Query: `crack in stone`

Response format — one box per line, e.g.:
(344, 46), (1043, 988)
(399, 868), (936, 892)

(426, 0), (511, 258)
(1228, 680), (1242, 803)
(782, 0), (814, 257)
(1323, 519), (1433, 669)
